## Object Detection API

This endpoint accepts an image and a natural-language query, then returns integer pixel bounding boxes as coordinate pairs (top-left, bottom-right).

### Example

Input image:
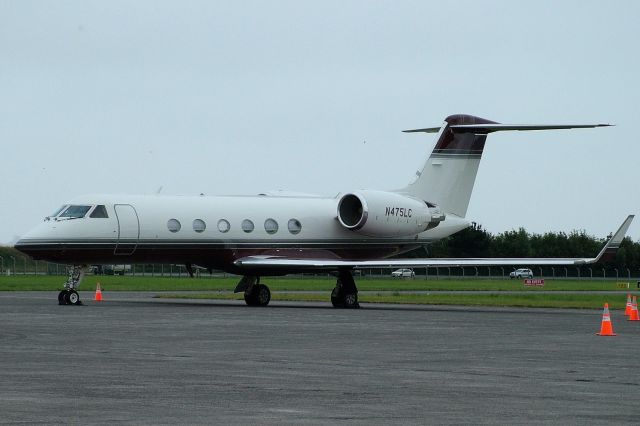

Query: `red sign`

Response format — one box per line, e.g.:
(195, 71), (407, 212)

(524, 279), (545, 287)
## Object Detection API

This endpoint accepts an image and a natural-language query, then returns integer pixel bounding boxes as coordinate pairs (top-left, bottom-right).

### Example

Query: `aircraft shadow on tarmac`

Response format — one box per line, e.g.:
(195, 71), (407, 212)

(107, 298), (595, 316)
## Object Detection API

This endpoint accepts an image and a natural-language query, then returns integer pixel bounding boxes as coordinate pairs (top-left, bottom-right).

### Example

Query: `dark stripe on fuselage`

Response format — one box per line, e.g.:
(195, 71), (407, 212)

(16, 237), (433, 247)
(14, 239), (428, 274)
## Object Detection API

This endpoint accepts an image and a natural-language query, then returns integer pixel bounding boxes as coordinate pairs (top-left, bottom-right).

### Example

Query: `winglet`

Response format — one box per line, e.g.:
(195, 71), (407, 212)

(588, 215), (635, 264)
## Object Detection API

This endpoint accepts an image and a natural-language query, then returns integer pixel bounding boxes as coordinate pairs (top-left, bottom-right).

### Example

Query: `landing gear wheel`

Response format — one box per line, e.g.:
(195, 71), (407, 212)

(331, 287), (343, 308)
(255, 284), (271, 306)
(58, 290), (68, 305)
(58, 265), (87, 305)
(244, 289), (258, 306)
(331, 270), (360, 309)
(244, 284), (271, 307)
(67, 290), (81, 305)
(343, 292), (359, 309)
(63, 290), (81, 305)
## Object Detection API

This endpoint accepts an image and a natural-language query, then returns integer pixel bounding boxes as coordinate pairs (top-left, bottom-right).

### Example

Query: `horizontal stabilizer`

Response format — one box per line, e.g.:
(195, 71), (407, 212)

(234, 216), (634, 271)
(402, 127), (441, 133)
(403, 123), (612, 134)
(398, 114), (613, 218)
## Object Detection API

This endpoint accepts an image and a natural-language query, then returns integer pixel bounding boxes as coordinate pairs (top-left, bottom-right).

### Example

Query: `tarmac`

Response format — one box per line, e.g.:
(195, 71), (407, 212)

(1, 291), (639, 425)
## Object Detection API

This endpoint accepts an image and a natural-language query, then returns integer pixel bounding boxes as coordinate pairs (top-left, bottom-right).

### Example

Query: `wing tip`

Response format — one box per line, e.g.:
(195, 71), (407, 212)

(593, 215), (635, 263)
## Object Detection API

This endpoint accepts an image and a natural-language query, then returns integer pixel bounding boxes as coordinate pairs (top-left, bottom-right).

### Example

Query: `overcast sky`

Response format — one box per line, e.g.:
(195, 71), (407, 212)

(1, 0), (639, 244)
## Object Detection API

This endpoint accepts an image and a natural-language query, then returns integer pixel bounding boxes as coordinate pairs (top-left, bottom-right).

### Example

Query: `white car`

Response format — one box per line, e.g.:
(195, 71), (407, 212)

(92, 264), (131, 276)
(510, 268), (533, 279)
(391, 268), (415, 278)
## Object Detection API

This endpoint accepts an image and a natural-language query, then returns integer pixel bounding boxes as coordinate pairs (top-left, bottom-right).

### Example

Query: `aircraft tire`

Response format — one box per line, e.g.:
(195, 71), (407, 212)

(331, 287), (343, 308)
(58, 290), (68, 305)
(244, 289), (258, 306)
(255, 284), (271, 307)
(343, 293), (359, 309)
(63, 290), (80, 305)
(68, 290), (80, 305)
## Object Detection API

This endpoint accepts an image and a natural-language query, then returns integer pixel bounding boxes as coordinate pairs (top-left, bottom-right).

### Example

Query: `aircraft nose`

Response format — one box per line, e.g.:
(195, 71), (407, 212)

(13, 222), (51, 257)
(13, 238), (33, 257)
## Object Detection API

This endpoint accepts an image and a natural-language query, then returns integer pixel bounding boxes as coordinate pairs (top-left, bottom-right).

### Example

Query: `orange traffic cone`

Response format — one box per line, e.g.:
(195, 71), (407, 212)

(94, 282), (103, 302)
(624, 294), (633, 316)
(596, 303), (616, 336)
(628, 296), (639, 321)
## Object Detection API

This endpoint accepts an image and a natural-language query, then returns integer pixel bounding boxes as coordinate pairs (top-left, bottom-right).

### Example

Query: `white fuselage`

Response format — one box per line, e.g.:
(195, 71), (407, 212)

(16, 193), (469, 274)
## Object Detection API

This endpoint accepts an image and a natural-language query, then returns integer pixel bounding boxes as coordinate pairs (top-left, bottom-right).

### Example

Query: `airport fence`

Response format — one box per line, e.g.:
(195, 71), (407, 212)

(0, 257), (639, 281)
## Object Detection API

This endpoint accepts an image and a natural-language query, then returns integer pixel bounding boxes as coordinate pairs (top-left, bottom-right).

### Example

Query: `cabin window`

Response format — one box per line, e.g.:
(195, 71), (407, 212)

(59, 205), (91, 219)
(264, 218), (278, 235)
(241, 219), (254, 233)
(193, 219), (206, 233)
(288, 218), (302, 234)
(167, 218), (181, 233)
(90, 205), (109, 218)
(217, 219), (230, 233)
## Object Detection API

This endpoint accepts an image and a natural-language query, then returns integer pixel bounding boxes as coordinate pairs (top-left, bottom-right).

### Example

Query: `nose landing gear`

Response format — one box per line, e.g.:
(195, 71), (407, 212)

(58, 289), (81, 305)
(58, 265), (87, 305)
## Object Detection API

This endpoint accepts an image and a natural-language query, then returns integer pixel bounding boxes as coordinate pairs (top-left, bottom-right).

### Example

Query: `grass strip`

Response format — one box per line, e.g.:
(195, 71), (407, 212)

(0, 276), (637, 292)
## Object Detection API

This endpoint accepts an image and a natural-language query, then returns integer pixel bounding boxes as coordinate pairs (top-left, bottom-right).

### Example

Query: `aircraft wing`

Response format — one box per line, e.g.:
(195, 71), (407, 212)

(234, 216), (634, 270)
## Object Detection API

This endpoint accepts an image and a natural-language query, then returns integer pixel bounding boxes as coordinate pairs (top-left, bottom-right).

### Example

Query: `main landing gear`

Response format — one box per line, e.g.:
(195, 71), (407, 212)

(331, 270), (360, 309)
(235, 276), (271, 307)
(234, 270), (359, 309)
(58, 265), (87, 306)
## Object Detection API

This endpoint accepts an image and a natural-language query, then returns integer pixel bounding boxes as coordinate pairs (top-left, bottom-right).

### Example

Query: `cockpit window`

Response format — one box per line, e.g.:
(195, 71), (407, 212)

(90, 205), (109, 218)
(50, 205), (68, 218)
(59, 205), (92, 219)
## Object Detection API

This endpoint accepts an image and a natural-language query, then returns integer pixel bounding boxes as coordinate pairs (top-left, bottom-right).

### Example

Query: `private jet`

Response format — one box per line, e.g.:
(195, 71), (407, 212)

(14, 114), (633, 308)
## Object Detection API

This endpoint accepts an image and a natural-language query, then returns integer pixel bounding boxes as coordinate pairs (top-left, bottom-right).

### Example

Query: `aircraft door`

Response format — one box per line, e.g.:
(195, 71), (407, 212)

(114, 204), (140, 255)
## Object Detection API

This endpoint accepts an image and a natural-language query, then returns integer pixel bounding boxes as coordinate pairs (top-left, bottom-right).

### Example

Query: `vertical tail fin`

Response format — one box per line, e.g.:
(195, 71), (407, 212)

(397, 114), (496, 218)
(397, 114), (611, 218)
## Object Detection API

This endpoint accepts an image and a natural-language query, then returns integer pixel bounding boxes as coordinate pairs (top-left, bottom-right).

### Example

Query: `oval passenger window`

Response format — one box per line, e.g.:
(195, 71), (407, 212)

(167, 219), (181, 233)
(193, 219), (206, 233)
(217, 219), (230, 233)
(288, 218), (302, 235)
(264, 218), (278, 234)
(241, 219), (254, 233)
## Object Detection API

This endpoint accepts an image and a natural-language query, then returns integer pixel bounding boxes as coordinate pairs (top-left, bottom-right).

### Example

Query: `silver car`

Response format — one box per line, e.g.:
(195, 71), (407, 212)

(510, 268), (533, 279)
(391, 268), (415, 278)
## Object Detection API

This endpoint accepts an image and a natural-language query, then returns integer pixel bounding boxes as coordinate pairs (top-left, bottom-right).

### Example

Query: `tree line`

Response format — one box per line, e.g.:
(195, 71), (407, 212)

(2, 223), (639, 277)
(426, 223), (640, 274)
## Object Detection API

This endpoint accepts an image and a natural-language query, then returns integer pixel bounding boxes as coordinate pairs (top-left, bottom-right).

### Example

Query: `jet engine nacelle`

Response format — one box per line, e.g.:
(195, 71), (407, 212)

(337, 190), (445, 237)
